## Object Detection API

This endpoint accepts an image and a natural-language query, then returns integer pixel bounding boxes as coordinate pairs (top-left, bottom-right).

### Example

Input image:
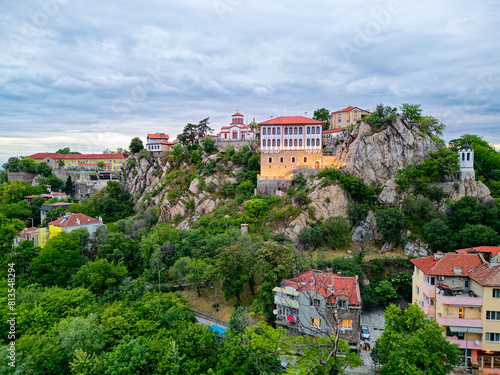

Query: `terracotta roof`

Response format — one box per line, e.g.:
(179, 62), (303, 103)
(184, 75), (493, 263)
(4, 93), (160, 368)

(232, 112), (244, 117)
(148, 140), (177, 145)
(455, 247), (500, 257)
(332, 106), (368, 114)
(48, 213), (101, 227)
(468, 264), (500, 286)
(411, 254), (482, 276)
(259, 116), (324, 125)
(147, 133), (169, 140)
(28, 153), (125, 160)
(323, 129), (342, 134)
(281, 270), (361, 306)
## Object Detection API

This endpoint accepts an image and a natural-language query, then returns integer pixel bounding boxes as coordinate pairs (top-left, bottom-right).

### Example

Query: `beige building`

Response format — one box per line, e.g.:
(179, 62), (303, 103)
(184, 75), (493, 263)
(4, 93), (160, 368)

(259, 116), (338, 180)
(411, 248), (500, 373)
(330, 106), (370, 130)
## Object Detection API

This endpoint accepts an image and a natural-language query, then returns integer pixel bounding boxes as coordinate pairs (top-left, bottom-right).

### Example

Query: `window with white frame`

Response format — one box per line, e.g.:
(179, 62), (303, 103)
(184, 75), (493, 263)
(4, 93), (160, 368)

(338, 319), (352, 330)
(486, 311), (500, 320)
(486, 332), (500, 342)
(426, 276), (436, 286)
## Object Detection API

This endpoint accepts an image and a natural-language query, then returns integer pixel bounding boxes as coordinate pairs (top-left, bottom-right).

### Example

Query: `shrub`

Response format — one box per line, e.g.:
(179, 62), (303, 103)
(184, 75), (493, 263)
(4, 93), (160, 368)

(375, 208), (405, 243)
(293, 189), (311, 206)
(347, 203), (370, 227)
(323, 217), (351, 248)
(244, 199), (269, 219)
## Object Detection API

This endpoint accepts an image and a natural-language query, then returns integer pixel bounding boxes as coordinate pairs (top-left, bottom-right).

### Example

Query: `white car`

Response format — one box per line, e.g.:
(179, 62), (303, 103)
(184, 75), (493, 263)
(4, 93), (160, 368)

(361, 325), (370, 340)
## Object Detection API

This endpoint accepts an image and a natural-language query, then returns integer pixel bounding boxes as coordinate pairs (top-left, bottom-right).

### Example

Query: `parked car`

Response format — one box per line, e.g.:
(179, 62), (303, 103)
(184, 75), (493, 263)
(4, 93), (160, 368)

(361, 325), (370, 340)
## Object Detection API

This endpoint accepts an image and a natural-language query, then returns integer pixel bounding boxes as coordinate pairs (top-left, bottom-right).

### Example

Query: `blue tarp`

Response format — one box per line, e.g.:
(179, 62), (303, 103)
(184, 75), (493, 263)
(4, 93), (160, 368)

(210, 325), (227, 337)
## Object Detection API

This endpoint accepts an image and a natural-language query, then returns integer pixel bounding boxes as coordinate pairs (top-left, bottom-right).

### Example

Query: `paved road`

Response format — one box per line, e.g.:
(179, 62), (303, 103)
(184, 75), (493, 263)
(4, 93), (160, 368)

(346, 306), (385, 375)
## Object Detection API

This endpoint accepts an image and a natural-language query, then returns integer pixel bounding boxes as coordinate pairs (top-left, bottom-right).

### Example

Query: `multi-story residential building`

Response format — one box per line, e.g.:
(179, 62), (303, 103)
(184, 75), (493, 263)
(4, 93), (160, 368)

(48, 212), (103, 239)
(146, 133), (177, 154)
(259, 116), (338, 180)
(329, 106), (370, 130)
(273, 269), (362, 351)
(217, 112), (256, 141)
(411, 249), (500, 372)
(27, 153), (126, 171)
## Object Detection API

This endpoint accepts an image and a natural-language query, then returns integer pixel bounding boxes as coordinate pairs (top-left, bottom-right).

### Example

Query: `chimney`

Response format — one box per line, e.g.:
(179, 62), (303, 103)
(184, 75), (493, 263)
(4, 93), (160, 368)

(434, 252), (444, 260)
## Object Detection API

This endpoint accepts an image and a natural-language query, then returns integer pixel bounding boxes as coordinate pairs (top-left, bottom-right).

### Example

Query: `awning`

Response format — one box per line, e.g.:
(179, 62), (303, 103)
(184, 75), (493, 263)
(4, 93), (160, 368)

(449, 326), (483, 334)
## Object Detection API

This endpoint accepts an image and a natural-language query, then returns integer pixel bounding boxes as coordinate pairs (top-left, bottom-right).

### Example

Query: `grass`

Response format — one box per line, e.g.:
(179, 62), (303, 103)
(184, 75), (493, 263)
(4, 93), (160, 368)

(180, 280), (258, 322)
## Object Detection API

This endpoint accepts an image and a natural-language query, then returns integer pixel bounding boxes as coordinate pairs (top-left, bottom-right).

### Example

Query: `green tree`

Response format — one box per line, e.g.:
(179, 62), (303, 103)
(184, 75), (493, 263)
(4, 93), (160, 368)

(399, 103), (422, 122)
(170, 257), (214, 297)
(97, 161), (104, 169)
(30, 231), (84, 286)
(423, 218), (454, 252)
(202, 138), (217, 154)
(456, 224), (500, 248)
(178, 118), (213, 147)
(374, 280), (398, 305)
(0, 180), (26, 203)
(375, 208), (405, 243)
(419, 115), (446, 136)
(323, 217), (352, 249)
(129, 137), (144, 153)
(376, 304), (460, 374)
(72, 258), (128, 294)
(58, 313), (105, 358)
(217, 243), (255, 306)
(102, 335), (152, 375)
(313, 108), (330, 130)
(363, 104), (398, 130)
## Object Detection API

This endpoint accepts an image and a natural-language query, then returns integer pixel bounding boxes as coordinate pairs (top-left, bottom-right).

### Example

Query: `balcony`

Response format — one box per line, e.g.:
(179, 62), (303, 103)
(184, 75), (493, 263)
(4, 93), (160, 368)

(274, 296), (299, 309)
(447, 338), (482, 350)
(436, 315), (483, 328)
(437, 294), (482, 307)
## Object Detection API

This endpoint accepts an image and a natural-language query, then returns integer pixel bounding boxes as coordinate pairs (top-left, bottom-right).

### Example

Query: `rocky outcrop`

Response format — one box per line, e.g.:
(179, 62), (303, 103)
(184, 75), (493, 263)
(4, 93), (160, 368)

(283, 184), (350, 240)
(335, 118), (439, 184)
(352, 210), (379, 242)
(434, 180), (493, 205)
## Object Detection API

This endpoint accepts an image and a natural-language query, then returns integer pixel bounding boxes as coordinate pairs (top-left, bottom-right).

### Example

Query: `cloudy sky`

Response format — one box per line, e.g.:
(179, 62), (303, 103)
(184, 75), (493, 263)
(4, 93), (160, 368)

(1, 0), (499, 166)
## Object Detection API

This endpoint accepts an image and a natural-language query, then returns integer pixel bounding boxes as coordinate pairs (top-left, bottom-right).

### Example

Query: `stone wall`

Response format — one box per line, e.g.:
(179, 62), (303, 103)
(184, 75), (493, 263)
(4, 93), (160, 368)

(7, 171), (37, 183)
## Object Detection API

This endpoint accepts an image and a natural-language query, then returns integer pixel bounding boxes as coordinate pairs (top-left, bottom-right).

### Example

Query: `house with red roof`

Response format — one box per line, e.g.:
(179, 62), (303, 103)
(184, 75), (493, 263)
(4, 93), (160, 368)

(48, 212), (103, 239)
(273, 269), (362, 350)
(329, 106), (370, 130)
(258, 116), (340, 182)
(27, 152), (126, 171)
(216, 112), (256, 141)
(411, 252), (500, 372)
(146, 133), (177, 154)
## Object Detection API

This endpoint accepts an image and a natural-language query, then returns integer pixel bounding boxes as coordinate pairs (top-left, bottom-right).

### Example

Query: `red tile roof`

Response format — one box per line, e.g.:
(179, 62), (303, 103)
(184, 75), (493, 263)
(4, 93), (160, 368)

(148, 140), (177, 145)
(147, 133), (169, 140)
(331, 106), (368, 114)
(259, 116), (324, 125)
(232, 112), (244, 117)
(48, 213), (101, 227)
(323, 129), (342, 134)
(411, 254), (482, 276)
(281, 270), (361, 306)
(28, 153), (125, 160)
(455, 246), (500, 257)
(468, 264), (500, 286)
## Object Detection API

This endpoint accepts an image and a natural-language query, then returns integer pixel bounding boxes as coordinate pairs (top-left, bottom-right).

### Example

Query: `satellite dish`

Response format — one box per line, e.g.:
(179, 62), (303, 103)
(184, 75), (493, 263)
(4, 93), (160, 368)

(273, 309), (278, 315)
(475, 340), (480, 345)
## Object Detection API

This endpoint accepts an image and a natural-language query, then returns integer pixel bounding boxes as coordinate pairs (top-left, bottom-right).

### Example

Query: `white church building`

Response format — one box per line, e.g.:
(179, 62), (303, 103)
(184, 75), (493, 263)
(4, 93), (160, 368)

(217, 112), (256, 141)
(458, 140), (475, 181)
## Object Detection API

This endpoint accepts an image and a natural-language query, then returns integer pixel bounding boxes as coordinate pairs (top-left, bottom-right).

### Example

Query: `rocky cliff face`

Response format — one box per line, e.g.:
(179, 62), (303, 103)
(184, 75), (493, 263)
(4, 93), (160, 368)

(334, 118), (439, 184)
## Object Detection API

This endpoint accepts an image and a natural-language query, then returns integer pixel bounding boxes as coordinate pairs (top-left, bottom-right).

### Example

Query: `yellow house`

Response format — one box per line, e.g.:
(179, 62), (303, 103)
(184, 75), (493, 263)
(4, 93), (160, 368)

(27, 152), (126, 171)
(329, 106), (370, 130)
(258, 116), (339, 181)
(411, 249), (500, 373)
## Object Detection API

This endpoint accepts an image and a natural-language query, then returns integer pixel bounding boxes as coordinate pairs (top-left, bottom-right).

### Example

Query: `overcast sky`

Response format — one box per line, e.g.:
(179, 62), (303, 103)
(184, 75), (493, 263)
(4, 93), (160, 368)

(1, 0), (499, 166)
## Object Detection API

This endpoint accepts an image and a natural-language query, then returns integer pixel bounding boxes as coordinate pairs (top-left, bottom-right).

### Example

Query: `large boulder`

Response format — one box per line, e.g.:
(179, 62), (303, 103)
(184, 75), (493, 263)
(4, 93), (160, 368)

(335, 118), (439, 184)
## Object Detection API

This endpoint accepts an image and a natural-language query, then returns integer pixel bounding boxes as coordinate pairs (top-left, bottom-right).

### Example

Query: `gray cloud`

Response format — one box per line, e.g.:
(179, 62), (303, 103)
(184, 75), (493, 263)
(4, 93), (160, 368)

(1, 0), (499, 166)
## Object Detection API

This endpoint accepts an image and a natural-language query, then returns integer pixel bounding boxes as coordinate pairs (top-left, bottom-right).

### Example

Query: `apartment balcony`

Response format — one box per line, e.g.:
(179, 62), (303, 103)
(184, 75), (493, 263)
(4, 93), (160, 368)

(274, 296), (299, 309)
(447, 338), (482, 350)
(422, 282), (436, 298)
(436, 315), (483, 328)
(437, 294), (483, 307)
(422, 304), (435, 317)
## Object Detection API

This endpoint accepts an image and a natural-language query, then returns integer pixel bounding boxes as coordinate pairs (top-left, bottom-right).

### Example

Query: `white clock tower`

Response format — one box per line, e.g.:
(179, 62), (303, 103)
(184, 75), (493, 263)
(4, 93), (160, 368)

(458, 140), (475, 181)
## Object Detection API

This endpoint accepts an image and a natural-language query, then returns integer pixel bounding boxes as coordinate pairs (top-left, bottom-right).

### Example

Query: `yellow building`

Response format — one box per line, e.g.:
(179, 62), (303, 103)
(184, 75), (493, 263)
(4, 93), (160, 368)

(411, 248), (500, 373)
(330, 106), (370, 130)
(27, 152), (126, 171)
(258, 116), (339, 180)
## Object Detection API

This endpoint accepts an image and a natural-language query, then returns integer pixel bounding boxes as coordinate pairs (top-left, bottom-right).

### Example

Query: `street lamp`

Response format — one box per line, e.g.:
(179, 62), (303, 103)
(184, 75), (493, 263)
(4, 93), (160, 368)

(158, 268), (165, 293)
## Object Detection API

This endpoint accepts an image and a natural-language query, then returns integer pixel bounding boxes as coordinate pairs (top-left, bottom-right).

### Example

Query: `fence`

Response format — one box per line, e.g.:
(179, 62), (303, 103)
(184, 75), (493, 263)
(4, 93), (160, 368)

(189, 308), (229, 328)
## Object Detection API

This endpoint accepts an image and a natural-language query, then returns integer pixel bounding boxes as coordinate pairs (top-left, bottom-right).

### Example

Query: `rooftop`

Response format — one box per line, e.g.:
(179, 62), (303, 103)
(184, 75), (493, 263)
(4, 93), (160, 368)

(281, 270), (361, 306)
(411, 254), (482, 276)
(259, 116), (324, 126)
(48, 213), (101, 227)
(28, 153), (125, 160)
